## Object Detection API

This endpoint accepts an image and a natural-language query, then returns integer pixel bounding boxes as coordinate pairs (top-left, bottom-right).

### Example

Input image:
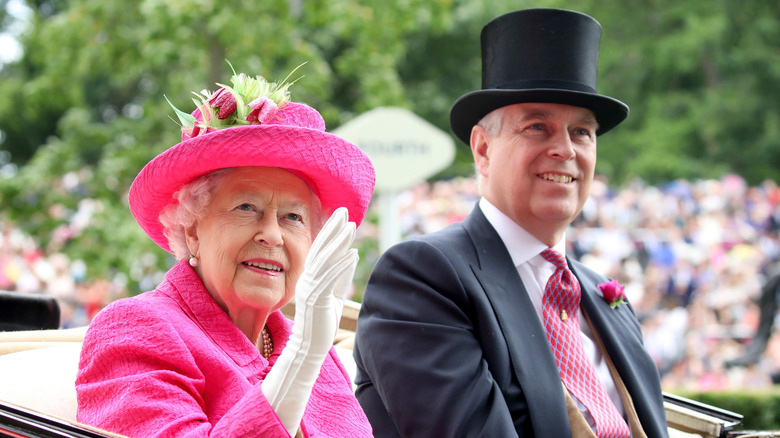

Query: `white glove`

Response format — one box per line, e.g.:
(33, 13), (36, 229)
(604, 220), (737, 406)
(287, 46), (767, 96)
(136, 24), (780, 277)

(261, 207), (358, 436)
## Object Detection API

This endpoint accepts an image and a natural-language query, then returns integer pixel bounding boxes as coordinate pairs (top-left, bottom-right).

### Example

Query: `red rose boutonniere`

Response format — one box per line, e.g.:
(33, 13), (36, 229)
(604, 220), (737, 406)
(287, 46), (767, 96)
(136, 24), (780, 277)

(598, 280), (627, 309)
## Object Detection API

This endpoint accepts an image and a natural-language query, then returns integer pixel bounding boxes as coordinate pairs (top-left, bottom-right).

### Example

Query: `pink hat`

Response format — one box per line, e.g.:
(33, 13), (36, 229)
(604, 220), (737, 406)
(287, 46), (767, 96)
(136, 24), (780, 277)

(129, 68), (375, 253)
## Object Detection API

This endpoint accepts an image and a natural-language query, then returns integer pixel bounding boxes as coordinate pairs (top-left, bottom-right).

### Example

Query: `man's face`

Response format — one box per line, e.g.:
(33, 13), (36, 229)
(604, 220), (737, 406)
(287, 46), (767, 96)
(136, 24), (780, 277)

(471, 102), (598, 245)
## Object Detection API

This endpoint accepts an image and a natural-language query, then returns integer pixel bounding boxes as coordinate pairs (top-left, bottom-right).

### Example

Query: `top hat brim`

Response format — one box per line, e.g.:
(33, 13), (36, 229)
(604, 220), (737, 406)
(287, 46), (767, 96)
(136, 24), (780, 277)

(449, 88), (629, 146)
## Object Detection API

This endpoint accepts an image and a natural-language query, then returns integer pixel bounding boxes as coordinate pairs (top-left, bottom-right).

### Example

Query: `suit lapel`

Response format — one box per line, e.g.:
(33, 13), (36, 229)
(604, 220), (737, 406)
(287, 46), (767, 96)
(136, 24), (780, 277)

(584, 312), (648, 438)
(570, 260), (667, 438)
(571, 259), (649, 386)
(463, 207), (571, 436)
(570, 260), (644, 361)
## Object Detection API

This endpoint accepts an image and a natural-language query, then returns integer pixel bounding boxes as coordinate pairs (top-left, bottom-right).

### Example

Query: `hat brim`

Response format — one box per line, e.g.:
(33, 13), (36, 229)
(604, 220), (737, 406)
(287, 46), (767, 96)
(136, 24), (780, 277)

(449, 88), (629, 145)
(129, 124), (375, 253)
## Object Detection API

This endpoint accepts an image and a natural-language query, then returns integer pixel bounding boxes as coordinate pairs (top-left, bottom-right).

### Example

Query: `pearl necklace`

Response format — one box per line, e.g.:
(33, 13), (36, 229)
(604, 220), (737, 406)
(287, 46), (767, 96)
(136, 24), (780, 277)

(261, 326), (274, 359)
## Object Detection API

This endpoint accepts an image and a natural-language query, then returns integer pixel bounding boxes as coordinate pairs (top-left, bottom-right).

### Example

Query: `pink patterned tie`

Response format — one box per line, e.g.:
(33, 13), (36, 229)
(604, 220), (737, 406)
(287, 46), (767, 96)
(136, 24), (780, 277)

(541, 248), (630, 438)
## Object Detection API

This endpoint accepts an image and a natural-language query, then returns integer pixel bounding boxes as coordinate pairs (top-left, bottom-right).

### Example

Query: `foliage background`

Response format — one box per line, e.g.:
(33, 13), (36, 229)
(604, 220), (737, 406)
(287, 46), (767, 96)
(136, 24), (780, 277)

(1, 0), (779, 294)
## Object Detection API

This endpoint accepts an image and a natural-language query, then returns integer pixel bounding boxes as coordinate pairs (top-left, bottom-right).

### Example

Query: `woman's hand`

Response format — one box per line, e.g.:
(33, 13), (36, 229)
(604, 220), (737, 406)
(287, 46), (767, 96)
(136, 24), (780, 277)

(261, 207), (358, 436)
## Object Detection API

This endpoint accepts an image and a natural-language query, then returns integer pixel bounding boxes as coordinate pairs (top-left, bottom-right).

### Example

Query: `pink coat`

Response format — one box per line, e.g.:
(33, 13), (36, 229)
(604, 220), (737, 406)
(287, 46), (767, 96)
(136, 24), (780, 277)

(76, 260), (372, 437)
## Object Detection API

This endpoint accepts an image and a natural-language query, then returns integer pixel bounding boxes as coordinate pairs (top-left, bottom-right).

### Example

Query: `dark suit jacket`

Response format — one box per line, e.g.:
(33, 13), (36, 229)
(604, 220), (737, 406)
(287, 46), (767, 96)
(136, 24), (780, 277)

(354, 206), (668, 437)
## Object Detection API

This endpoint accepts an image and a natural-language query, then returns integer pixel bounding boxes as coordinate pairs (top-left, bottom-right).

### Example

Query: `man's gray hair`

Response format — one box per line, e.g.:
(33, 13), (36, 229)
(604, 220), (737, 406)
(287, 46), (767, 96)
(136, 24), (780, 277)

(471, 106), (507, 192)
(477, 106), (506, 137)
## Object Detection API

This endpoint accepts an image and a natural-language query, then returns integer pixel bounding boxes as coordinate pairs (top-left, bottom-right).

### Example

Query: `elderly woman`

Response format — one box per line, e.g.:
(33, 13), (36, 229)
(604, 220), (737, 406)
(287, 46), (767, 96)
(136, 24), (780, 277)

(75, 68), (375, 437)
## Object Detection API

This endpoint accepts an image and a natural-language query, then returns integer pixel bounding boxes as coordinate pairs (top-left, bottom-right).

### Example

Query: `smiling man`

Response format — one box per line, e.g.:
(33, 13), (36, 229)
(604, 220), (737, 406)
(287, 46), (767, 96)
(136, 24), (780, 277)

(354, 8), (669, 438)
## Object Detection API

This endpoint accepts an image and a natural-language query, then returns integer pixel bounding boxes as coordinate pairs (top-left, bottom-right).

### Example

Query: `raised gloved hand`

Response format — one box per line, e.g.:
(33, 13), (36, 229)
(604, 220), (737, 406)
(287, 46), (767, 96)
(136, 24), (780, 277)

(261, 207), (358, 436)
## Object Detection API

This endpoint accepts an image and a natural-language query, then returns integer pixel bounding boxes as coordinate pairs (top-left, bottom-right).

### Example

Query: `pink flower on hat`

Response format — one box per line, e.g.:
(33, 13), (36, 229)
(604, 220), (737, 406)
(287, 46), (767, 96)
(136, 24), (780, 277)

(597, 280), (627, 309)
(208, 88), (237, 120)
(181, 107), (216, 140)
(247, 96), (279, 124)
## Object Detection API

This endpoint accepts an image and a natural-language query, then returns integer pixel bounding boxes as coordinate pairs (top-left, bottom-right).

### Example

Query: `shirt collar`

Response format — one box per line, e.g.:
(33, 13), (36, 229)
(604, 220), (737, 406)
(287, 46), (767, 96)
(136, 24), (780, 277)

(479, 197), (566, 267)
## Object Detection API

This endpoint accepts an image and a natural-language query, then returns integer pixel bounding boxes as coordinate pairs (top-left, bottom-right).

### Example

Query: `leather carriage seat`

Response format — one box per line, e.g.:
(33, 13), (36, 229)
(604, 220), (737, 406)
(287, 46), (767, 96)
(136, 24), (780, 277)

(0, 326), (87, 422)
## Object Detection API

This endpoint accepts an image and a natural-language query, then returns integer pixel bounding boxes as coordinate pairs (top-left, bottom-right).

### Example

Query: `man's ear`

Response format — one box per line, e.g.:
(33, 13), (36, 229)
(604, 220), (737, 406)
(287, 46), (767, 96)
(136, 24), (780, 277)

(470, 124), (491, 179)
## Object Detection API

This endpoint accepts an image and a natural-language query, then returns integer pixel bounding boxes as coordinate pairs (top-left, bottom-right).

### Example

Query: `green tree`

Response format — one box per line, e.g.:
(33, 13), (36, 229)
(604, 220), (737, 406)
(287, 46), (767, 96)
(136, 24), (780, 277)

(585, 0), (780, 185)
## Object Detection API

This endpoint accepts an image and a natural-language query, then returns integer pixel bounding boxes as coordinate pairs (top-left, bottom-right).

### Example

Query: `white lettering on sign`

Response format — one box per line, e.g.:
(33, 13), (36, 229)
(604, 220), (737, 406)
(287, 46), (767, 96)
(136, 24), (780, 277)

(360, 140), (431, 156)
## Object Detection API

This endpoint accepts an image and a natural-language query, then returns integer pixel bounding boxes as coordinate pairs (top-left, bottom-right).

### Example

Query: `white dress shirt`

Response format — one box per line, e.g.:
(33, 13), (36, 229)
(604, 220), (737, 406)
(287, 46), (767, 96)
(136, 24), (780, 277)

(479, 198), (626, 430)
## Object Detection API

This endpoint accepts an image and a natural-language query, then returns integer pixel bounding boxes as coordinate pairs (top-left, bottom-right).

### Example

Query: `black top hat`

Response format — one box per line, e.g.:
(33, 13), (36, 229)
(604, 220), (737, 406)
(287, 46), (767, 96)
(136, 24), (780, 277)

(449, 8), (629, 145)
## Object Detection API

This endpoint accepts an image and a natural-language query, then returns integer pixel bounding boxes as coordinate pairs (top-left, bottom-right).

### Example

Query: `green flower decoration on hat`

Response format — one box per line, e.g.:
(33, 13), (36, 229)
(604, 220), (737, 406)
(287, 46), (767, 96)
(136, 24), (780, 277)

(166, 61), (305, 140)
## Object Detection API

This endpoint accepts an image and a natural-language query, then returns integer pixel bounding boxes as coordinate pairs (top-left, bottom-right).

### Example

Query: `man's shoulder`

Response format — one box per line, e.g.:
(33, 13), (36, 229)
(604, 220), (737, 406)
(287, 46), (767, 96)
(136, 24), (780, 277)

(396, 206), (487, 248)
(385, 220), (472, 257)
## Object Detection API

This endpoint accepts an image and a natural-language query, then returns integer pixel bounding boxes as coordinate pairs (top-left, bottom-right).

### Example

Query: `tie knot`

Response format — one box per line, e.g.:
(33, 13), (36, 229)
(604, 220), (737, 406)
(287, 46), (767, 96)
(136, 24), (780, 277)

(541, 248), (567, 269)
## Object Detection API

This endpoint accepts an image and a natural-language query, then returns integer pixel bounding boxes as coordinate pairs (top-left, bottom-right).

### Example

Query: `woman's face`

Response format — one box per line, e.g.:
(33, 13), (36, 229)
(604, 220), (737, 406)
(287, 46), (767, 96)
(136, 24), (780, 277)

(185, 166), (316, 332)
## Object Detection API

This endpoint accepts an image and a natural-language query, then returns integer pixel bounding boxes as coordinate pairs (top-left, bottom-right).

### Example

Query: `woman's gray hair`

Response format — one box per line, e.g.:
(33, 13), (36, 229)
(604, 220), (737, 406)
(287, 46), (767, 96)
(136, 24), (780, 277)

(159, 168), (326, 260)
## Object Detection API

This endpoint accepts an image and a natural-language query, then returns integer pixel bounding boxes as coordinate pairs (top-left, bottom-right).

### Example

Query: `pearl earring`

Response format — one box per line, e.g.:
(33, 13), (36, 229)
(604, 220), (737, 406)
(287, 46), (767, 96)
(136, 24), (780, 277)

(188, 255), (199, 267)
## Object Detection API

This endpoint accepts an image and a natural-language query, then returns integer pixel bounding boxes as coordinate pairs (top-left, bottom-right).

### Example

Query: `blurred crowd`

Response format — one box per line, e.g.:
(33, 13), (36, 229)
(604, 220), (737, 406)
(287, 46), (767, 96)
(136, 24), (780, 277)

(3, 172), (780, 393)
(0, 222), (123, 329)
